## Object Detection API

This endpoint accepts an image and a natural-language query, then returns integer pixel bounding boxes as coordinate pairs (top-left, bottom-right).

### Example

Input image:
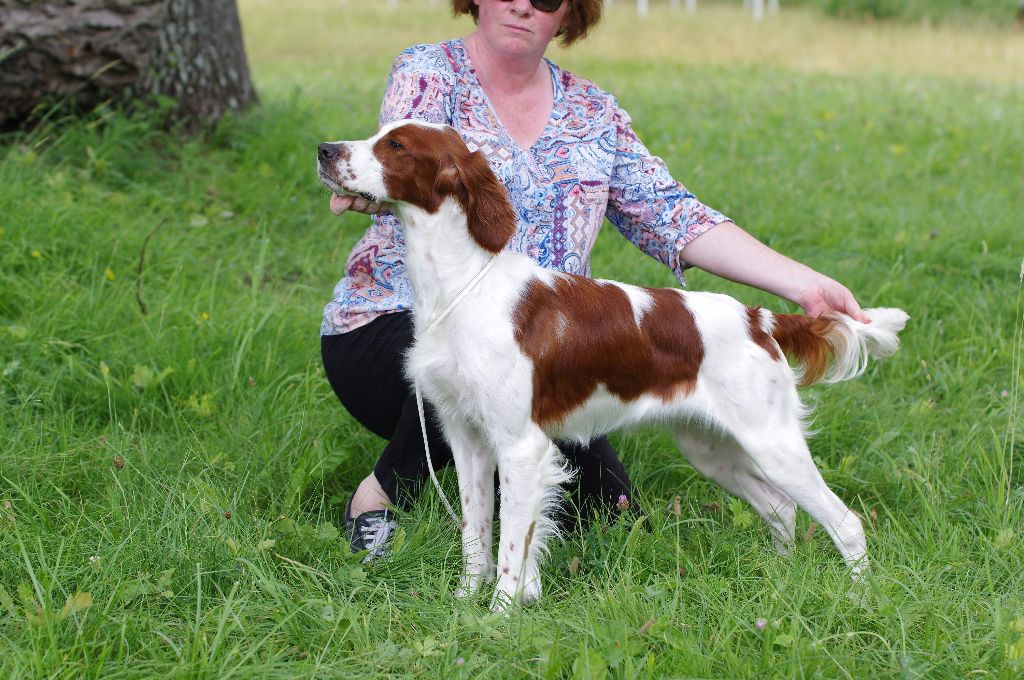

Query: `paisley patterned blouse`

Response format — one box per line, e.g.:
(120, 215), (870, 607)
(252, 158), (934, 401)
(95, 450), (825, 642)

(322, 39), (729, 335)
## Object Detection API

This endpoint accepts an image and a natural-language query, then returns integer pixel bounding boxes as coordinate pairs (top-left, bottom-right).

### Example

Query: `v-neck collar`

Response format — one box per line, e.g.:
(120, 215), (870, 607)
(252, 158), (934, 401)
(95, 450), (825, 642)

(454, 37), (563, 155)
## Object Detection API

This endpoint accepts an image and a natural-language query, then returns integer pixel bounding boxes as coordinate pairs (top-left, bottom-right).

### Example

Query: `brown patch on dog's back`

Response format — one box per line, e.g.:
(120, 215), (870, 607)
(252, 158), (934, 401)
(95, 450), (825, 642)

(644, 288), (704, 400)
(513, 276), (704, 427)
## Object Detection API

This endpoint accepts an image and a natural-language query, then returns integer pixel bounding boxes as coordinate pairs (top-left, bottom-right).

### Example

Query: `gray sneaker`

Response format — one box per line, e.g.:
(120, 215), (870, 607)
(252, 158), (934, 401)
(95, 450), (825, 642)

(343, 497), (397, 563)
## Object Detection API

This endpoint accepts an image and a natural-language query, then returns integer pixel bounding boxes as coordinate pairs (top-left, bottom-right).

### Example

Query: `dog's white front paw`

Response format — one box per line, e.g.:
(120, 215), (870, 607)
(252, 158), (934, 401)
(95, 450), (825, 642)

(518, 576), (542, 604)
(489, 587), (515, 613)
(490, 569), (541, 612)
(456, 570), (491, 599)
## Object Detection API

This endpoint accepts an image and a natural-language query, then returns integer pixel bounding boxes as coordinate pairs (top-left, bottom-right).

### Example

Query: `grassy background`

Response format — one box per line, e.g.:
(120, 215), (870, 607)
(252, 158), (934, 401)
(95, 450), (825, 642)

(790, 0), (1023, 26)
(1, 1), (1022, 677)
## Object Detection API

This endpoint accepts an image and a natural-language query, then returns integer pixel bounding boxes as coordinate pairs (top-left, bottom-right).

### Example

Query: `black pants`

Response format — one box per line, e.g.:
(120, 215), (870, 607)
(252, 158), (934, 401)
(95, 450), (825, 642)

(321, 311), (632, 524)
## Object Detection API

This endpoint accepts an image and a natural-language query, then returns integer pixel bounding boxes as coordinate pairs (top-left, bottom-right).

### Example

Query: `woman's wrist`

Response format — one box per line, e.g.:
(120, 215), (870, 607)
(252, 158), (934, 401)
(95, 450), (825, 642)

(777, 269), (830, 311)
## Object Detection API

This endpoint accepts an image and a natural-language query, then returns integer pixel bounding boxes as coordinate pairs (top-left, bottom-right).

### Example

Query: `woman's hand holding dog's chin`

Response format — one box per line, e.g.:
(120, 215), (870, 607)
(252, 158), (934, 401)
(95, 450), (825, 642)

(330, 192), (385, 216)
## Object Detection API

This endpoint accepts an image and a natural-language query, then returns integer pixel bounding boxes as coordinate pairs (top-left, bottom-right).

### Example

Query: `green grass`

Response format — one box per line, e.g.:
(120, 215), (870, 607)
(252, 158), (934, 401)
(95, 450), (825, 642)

(792, 0), (1022, 26)
(1, 2), (1022, 677)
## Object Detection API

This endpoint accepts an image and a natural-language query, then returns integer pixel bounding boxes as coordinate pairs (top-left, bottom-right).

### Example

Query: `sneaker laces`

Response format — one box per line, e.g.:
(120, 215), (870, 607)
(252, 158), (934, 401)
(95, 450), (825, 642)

(358, 514), (396, 558)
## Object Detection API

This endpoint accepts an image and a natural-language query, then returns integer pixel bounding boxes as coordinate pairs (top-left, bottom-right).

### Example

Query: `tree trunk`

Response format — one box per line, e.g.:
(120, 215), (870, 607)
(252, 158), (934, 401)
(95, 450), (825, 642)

(136, 0), (257, 129)
(0, 0), (257, 130)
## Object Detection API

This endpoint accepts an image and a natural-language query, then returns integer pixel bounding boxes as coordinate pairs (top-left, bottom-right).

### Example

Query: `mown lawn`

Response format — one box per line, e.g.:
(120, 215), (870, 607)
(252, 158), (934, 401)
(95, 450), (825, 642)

(1, 2), (1022, 677)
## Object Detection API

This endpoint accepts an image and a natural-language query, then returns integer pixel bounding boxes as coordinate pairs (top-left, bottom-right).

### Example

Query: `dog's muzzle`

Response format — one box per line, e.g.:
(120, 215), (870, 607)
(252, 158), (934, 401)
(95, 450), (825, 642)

(316, 142), (377, 204)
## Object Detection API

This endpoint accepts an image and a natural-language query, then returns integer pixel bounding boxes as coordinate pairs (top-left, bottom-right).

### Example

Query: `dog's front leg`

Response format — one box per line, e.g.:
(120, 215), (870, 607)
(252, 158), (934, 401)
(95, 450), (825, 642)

(491, 427), (572, 612)
(440, 416), (496, 598)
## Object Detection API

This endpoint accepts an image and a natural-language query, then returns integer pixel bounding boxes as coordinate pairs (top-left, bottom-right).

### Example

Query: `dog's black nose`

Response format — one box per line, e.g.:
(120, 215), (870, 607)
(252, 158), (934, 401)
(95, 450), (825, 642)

(318, 143), (340, 163)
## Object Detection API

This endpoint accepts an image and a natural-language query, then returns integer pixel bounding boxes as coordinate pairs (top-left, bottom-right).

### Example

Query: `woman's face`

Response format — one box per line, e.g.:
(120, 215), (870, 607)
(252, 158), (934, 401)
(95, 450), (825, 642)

(472, 0), (570, 60)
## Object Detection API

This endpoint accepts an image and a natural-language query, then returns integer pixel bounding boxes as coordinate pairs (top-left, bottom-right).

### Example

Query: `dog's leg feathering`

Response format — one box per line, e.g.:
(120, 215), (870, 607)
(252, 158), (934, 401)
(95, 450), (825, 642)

(491, 428), (573, 612)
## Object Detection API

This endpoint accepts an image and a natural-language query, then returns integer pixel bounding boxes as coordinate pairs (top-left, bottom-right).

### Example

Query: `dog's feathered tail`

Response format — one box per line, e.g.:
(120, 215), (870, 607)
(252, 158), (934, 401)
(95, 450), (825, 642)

(771, 307), (909, 387)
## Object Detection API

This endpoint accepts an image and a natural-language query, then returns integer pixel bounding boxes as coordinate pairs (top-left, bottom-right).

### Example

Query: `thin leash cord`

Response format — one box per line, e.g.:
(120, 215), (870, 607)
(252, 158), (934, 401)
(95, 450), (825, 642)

(416, 384), (460, 524)
(416, 255), (499, 526)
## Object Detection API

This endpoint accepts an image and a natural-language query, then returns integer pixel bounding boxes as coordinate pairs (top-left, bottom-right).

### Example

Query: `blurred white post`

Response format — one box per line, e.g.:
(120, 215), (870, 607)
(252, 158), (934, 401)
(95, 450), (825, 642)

(637, 0), (648, 17)
(752, 0), (764, 21)
(387, 0), (396, 7)
(769, 0), (779, 12)
(686, 0), (696, 12)
(669, 0), (679, 11)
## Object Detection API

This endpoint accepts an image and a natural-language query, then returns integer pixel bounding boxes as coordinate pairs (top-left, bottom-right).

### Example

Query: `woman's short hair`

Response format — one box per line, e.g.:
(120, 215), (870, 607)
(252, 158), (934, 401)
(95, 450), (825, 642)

(451, 0), (603, 47)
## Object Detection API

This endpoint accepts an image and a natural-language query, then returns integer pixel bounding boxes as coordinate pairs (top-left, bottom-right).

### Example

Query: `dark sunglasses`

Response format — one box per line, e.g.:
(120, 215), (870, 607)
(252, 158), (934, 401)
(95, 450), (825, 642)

(524, 0), (566, 12)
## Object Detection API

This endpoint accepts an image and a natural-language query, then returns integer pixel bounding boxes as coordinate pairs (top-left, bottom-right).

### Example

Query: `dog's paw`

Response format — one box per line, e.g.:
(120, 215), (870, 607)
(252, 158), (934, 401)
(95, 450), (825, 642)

(518, 576), (542, 604)
(489, 572), (542, 611)
(489, 588), (515, 614)
(849, 556), (870, 582)
(772, 535), (793, 556)
(455, 569), (493, 600)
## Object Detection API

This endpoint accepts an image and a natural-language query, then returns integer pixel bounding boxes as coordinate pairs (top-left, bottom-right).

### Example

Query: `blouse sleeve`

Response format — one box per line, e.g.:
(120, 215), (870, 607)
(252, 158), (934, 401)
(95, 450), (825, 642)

(378, 46), (456, 126)
(604, 104), (730, 285)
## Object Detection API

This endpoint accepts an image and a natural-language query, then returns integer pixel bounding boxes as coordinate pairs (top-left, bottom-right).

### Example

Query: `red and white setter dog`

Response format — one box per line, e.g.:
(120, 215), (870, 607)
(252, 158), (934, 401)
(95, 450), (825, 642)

(317, 121), (908, 610)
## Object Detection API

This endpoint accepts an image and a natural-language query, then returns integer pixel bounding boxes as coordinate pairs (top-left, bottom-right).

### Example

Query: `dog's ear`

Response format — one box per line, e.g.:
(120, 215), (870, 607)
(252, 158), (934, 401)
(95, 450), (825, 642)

(434, 164), (466, 206)
(437, 143), (516, 254)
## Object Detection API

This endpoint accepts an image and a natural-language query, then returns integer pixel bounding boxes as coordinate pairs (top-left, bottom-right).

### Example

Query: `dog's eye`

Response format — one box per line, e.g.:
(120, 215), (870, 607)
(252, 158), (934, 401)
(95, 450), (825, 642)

(388, 139), (403, 150)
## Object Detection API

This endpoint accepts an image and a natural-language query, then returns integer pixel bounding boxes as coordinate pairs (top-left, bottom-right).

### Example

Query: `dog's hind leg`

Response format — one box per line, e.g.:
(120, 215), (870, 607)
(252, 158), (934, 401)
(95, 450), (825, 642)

(733, 423), (868, 575)
(439, 416), (496, 598)
(674, 430), (797, 555)
(490, 426), (573, 611)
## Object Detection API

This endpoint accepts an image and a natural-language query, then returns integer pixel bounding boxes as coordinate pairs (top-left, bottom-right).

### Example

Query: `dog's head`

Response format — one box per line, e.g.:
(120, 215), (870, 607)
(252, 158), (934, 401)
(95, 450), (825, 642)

(316, 121), (515, 253)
